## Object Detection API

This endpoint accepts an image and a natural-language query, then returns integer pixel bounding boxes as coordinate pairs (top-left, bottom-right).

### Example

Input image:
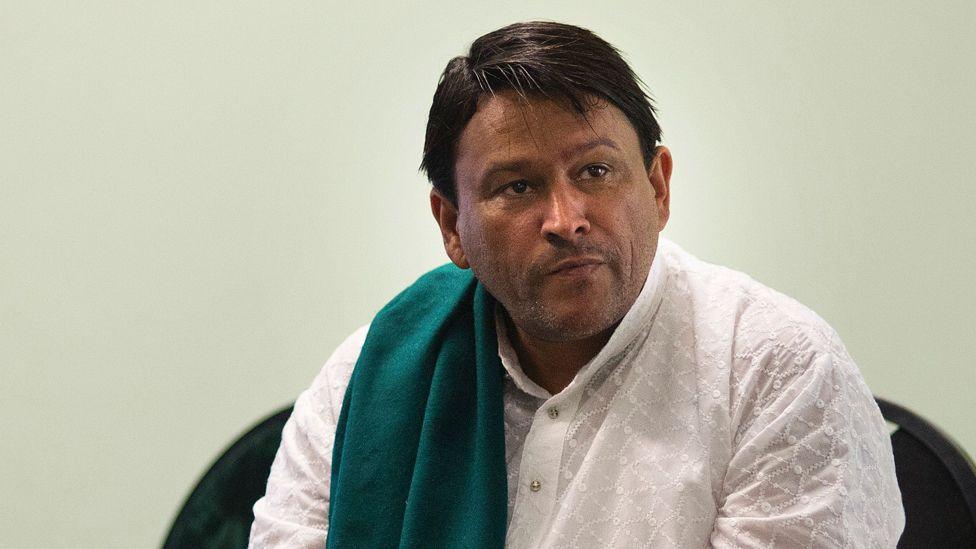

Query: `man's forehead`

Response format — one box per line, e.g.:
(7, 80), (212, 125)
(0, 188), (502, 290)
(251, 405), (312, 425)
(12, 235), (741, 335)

(456, 92), (631, 170)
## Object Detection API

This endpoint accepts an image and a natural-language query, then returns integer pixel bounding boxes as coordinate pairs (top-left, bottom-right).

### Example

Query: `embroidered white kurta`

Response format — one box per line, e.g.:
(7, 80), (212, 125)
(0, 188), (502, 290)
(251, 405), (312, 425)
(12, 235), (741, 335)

(249, 238), (904, 548)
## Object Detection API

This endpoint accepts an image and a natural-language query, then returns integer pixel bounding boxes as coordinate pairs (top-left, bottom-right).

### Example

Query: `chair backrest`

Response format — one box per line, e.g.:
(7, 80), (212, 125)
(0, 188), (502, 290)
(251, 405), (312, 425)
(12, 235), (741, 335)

(163, 405), (294, 549)
(875, 397), (976, 548)
(163, 398), (976, 549)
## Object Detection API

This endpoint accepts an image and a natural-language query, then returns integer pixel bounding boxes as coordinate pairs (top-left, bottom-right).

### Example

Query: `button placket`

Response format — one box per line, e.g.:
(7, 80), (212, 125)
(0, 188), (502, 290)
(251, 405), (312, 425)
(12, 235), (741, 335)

(507, 391), (582, 547)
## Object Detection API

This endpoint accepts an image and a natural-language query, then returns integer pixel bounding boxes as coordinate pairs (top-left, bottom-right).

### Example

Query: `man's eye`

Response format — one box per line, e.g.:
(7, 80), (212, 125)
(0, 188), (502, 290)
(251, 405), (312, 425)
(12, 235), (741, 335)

(506, 180), (530, 194)
(583, 165), (609, 178)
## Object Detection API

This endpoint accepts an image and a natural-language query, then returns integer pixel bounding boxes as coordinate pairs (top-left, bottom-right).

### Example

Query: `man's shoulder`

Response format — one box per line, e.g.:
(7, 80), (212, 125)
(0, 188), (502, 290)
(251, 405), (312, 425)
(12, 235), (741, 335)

(305, 324), (371, 404)
(657, 238), (841, 360)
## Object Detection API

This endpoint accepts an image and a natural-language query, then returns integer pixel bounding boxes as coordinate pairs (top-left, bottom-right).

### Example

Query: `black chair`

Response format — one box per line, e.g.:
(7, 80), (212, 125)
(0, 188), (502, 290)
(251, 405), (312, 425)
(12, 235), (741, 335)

(162, 399), (976, 549)
(163, 405), (294, 549)
(876, 397), (976, 548)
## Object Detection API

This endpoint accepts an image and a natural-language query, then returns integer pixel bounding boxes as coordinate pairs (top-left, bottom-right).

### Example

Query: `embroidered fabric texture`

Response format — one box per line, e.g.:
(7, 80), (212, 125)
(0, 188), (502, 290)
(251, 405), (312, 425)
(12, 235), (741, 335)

(248, 238), (904, 548)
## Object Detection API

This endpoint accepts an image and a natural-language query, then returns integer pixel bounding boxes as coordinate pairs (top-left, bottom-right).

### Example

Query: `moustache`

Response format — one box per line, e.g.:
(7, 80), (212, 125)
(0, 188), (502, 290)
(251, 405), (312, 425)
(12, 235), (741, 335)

(531, 242), (617, 277)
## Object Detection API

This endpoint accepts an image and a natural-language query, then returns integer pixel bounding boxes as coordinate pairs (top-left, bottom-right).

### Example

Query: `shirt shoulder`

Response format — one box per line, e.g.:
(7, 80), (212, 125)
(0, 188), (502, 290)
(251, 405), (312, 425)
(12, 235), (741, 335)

(658, 238), (842, 361)
(308, 324), (370, 418)
(655, 239), (867, 420)
(247, 324), (370, 549)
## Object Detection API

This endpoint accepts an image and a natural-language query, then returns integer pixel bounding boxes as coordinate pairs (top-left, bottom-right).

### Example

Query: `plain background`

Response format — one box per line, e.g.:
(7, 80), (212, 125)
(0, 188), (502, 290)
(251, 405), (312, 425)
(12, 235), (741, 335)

(2, 2), (974, 547)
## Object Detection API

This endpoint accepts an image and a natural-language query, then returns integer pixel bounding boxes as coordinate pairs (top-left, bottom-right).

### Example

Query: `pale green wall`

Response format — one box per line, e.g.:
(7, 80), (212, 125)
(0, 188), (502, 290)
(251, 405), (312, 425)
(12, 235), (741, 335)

(2, 2), (973, 547)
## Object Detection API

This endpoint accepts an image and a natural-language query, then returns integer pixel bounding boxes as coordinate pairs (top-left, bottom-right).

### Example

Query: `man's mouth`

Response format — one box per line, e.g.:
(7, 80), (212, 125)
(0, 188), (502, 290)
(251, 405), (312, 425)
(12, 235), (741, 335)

(548, 257), (605, 275)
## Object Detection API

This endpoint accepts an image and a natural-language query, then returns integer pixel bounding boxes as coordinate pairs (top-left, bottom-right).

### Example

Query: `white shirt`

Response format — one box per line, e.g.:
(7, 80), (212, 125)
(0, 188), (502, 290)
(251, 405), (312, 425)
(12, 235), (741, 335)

(249, 238), (904, 548)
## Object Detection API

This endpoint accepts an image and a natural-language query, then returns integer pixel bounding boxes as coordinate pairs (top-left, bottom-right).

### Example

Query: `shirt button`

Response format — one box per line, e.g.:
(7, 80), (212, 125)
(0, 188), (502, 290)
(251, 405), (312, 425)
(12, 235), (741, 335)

(530, 480), (542, 492)
(547, 407), (559, 419)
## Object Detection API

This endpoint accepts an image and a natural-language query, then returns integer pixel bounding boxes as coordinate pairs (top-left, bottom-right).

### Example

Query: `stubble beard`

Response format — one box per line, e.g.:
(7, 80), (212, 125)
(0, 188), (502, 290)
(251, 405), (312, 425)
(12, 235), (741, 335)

(471, 235), (657, 344)
(486, 257), (631, 344)
(510, 236), (657, 343)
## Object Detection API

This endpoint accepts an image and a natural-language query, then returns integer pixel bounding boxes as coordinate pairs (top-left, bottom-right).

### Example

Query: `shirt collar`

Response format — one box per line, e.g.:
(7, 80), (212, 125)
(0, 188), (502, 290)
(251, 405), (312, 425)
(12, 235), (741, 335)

(495, 240), (671, 399)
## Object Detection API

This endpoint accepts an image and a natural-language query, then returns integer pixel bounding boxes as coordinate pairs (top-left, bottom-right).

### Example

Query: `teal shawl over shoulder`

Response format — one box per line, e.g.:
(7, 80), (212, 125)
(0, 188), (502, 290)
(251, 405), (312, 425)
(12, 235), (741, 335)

(326, 264), (508, 548)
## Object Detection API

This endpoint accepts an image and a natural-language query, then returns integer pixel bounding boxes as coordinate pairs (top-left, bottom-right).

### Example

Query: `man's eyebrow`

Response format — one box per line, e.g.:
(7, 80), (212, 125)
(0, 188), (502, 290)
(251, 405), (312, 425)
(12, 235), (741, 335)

(559, 137), (621, 162)
(479, 160), (532, 184)
(478, 137), (621, 184)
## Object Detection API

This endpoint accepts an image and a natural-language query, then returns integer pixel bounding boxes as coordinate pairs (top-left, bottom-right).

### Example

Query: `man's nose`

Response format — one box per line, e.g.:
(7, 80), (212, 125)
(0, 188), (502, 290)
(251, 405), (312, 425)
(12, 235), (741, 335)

(540, 181), (591, 245)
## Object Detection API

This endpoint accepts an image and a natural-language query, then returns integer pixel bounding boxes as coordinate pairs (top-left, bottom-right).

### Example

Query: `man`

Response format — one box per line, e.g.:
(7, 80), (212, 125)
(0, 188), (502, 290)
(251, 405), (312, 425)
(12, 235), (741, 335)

(249, 21), (904, 548)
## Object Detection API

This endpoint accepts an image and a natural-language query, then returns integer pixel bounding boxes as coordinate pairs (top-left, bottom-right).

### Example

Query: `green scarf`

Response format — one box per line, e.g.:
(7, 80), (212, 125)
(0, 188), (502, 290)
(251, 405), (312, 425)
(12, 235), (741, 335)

(326, 264), (508, 548)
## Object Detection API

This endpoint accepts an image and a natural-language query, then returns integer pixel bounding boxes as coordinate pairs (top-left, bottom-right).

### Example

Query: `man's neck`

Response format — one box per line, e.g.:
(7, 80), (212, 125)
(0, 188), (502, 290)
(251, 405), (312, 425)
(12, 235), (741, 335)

(504, 317), (616, 395)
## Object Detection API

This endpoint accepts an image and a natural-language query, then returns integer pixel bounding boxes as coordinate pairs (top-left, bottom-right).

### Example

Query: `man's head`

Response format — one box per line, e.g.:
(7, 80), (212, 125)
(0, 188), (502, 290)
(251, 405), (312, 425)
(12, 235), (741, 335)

(422, 21), (671, 344)
(421, 21), (662, 206)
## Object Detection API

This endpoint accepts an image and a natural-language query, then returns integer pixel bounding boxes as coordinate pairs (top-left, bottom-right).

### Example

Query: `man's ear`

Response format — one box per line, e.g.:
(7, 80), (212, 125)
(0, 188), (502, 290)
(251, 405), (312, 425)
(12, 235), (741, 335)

(429, 189), (470, 269)
(648, 146), (672, 231)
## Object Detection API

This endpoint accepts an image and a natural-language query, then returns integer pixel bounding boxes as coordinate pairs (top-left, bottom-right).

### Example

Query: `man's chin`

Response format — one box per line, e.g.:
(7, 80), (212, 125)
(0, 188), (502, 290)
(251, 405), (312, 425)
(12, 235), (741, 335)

(523, 306), (621, 343)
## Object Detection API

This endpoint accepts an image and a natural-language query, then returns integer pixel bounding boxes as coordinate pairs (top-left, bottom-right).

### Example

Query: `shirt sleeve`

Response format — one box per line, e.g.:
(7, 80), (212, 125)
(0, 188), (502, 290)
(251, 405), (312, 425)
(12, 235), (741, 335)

(247, 325), (368, 549)
(710, 338), (905, 548)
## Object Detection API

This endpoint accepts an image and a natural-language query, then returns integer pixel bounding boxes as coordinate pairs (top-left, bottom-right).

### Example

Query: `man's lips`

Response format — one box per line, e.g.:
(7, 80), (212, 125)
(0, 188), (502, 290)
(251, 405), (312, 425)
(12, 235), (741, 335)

(547, 256), (605, 275)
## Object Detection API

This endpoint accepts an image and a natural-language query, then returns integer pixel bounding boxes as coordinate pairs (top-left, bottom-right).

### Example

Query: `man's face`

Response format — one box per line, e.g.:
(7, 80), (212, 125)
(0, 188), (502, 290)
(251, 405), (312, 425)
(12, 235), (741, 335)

(431, 90), (671, 342)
